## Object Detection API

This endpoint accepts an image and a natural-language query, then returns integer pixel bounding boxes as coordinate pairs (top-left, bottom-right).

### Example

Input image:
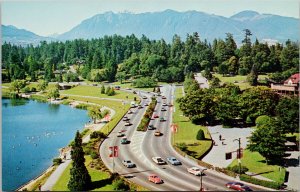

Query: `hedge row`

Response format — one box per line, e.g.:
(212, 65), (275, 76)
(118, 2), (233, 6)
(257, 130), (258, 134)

(137, 98), (157, 131)
(240, 174), (282, 190)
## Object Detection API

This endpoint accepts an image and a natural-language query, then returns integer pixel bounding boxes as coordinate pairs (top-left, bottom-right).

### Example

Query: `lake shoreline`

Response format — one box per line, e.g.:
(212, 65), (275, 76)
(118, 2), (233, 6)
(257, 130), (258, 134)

(11, 96), (114, 191)
(2, 96), (90, 191)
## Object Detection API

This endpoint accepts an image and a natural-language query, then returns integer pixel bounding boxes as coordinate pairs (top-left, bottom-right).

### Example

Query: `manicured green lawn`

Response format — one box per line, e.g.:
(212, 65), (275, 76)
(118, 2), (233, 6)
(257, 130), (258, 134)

(66, 96), (130, 135)
(52, 156), (114, 191)
(213, 74), (268, 90)
(172, 87), (212, 159)
(111, 81), (154, 92)
(228, 150), (286, 183)
(61, 85), (137, 101)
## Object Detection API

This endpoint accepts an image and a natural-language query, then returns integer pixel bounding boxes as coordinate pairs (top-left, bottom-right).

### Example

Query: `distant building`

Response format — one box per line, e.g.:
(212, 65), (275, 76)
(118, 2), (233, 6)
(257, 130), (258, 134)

(271, 73), (300, 95)
(58, 83), (72, 90)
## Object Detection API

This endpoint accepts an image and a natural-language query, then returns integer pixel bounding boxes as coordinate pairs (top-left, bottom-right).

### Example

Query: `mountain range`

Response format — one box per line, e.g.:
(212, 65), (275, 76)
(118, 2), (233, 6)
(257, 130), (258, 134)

(2, 25), (54, 46)
(2, 10), (299, 46)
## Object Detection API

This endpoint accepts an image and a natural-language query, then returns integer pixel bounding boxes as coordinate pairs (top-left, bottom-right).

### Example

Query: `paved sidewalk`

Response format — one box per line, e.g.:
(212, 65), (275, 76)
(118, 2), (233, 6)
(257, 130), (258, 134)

(285, 151), (300, 190)
(194, 73), (209, 88)
(41, 156), (71, 191)
(202, 125), (253, 168)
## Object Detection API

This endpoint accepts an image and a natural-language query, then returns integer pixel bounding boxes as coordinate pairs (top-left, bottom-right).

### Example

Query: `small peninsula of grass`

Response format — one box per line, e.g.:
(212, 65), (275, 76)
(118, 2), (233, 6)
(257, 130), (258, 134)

(172, 87), (212, 159)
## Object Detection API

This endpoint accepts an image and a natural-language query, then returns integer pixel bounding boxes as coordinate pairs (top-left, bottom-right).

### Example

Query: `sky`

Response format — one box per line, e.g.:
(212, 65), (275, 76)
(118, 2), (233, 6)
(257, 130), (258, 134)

(1, 0), (299, 36)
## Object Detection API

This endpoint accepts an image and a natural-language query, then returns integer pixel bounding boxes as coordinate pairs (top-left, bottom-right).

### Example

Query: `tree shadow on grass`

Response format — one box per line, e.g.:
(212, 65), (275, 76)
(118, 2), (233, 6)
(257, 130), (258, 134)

(90, 178), (113, 190)
(249, 170), (274, 176)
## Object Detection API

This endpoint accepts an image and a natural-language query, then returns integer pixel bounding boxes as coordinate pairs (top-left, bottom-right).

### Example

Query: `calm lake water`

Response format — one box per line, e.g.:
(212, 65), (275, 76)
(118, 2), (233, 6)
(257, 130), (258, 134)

(2, 98), (90, 191)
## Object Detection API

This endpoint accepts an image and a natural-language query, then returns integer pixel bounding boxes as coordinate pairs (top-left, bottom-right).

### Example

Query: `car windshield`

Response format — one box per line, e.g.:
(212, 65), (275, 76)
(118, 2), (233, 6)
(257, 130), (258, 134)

(126, 160), (131, 163)
(194, 168), (200, 171)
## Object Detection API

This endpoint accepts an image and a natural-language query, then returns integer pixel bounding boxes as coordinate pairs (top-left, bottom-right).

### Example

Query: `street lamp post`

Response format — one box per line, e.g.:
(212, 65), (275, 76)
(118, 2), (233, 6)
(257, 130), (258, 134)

(233, 138), (242, 175)
(200, 168), (207, 191)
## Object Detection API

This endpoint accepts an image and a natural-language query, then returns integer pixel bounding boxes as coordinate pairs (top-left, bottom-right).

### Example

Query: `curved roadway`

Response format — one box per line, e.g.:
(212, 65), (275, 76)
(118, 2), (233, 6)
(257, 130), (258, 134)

(100, 85), (273, 191)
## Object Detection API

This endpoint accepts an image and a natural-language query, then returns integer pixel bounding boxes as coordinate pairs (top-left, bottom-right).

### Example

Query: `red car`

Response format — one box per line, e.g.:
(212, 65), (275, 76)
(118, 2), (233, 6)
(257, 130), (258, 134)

(148, 174), (163, 184)
(225, 182), (253, 191)
(153, 114), (159, 118)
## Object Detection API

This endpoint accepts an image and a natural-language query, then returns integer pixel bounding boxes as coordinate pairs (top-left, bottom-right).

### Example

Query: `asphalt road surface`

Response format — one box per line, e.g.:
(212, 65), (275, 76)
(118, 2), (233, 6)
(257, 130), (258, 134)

(100, 85), (273, 191)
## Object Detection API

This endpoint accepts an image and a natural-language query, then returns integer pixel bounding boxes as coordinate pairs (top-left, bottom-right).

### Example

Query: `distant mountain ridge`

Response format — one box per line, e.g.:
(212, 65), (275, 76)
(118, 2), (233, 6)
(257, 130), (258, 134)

(57, 10), (298, 43)
(1, 25), (55, 46)
(2, 10), (299, 46)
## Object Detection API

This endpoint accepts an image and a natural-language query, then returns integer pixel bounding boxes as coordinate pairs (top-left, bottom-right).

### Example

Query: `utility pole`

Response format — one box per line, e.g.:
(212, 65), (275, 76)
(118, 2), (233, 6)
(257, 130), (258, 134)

(200, 168), (207, 191)
(233, 138), (241, 175)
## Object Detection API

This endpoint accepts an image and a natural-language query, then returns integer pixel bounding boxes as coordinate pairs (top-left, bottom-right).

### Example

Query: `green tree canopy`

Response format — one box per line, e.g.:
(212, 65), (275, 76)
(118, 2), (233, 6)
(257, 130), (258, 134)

(248, 119), (286, 164)
(10, 80), (26, 94)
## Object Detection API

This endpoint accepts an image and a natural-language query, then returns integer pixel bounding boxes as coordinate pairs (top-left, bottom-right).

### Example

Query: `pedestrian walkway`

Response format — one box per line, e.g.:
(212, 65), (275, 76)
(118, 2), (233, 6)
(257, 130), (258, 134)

(194, 73), (209, 88)
(284, 151), (300, 190)
(202, 125), (253, 168)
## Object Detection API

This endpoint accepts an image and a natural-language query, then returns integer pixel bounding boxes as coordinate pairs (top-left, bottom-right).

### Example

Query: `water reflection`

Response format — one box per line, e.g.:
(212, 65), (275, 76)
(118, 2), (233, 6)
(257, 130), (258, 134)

(8, 98), (29, 107)
(48, 103), (60, 113)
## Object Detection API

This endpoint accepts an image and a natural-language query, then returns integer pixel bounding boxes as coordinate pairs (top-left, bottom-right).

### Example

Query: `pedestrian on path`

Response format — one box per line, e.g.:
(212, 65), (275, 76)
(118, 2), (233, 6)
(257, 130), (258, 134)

(219, 134), (222, 141)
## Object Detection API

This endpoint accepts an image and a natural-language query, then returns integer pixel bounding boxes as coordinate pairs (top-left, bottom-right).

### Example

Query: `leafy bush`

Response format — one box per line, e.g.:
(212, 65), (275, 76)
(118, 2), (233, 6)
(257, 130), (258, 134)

(90, 151), (99, 159)
(196, 129), (205, 140)
(53, 158), (62, 165)
(228, 165), (249, 174)
(21, 86), (31, 93)
(240, 174), (282, 189)
(90, 131), (106, 139)
(238, 68), (249, 76)
(107, 87), (116, 96)
(137, 98), (157, 131)
(112, 178), (130, 191)
(100, 84), (105, 94)
(75, 103), (89, 110)
(255, 115), (271, 127)
(246, 116), (252, 124)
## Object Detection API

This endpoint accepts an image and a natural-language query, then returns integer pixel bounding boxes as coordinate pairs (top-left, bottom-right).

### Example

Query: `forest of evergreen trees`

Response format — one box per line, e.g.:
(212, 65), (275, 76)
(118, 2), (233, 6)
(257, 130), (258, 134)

(2, 30), (299, 83)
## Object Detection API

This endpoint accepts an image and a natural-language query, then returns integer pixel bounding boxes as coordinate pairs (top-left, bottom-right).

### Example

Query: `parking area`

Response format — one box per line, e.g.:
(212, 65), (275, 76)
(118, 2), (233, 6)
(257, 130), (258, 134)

(202, 125), (253, 168)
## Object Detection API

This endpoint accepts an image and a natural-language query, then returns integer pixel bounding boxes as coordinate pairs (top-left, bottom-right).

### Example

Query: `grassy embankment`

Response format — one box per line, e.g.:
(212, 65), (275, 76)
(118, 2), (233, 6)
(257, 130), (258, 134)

(228, 150), (286, 184)
(111, 81), (170, 92)
(52, 156), (113, 191)
(213, 74), (268, 90)
(172, 87), (212, 159)
(61, 85), (137, 100)
(51, 96), (148, 191)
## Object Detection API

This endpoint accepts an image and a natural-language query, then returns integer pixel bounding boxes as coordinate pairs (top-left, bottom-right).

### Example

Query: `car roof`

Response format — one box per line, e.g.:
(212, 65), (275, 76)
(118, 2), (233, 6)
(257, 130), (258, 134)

(191, 167), (200, 169)
(168, 156), (176, 159)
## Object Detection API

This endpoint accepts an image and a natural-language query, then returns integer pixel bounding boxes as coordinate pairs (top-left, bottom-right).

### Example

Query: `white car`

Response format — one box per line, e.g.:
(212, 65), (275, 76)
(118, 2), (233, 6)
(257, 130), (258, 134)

(122, 160), (136, 168)
(117, 131), (125, 137)
(187, 167), (205, 176)
(152, 157), (166, 165)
